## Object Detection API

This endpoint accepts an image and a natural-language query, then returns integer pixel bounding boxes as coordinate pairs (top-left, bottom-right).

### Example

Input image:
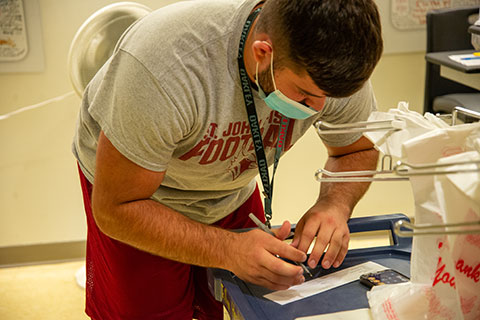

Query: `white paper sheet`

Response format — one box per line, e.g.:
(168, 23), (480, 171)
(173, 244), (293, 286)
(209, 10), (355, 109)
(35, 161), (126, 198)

(264, 261), (388, 305)
(448, 53), (480, 67)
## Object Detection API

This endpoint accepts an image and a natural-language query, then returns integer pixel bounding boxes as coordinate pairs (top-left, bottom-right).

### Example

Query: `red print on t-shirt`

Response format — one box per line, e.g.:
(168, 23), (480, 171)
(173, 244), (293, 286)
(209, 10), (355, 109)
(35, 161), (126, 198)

(179, 111), (295, 180)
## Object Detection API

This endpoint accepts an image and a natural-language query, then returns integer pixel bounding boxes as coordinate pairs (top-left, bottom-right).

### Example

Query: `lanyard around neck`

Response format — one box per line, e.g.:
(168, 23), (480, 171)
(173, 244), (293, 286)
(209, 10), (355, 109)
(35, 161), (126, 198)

(237, 7), (290, 228)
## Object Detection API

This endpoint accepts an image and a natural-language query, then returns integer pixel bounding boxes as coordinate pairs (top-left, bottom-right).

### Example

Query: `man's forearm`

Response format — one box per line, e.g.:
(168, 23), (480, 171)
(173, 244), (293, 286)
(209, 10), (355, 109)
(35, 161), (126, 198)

(93, 198), (236, 270)
(316, 147), (379, 219)
(93, 196), (308, 290)
(90, 131), (307, 291)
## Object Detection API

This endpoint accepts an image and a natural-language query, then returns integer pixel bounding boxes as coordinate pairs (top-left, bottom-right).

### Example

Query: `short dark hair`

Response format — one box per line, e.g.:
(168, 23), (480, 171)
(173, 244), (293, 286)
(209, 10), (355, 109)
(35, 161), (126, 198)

(255, 0), (383, 98)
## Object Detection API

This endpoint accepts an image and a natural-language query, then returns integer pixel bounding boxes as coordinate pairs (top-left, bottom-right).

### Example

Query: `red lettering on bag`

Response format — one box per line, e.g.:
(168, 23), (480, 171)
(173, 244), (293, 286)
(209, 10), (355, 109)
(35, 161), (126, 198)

(456, 259), (480, 283)
(433, 257), (456, 288)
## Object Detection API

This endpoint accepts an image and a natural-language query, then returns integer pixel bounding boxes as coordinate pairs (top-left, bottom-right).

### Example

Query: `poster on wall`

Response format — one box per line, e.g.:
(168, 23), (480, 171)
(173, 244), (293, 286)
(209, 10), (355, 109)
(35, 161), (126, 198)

(391, 0), (480, 30)
(0, 0), (28, 61)
(0, 0), (44, 72)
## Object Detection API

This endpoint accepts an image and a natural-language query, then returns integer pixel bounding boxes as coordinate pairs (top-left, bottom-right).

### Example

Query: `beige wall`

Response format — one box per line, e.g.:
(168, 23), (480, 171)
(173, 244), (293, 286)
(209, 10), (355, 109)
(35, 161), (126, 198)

(0, 0), (424, 247)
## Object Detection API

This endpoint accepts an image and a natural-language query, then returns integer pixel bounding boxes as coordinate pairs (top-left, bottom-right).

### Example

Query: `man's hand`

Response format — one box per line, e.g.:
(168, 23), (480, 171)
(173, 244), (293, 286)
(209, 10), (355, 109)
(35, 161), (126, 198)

(290, 136), (378, 270)
(226, 221), (307, 290)
(291, 203), (350, 270)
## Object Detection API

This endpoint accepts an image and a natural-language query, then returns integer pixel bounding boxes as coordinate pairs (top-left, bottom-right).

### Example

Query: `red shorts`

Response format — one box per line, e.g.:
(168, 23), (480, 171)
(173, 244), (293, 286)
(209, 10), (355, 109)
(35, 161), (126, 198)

(78, 165), (265, 320)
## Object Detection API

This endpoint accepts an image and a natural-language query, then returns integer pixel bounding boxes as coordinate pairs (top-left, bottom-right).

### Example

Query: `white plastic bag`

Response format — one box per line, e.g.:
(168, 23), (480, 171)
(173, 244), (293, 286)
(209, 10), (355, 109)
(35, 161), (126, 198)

(367, 283), (432, 320)
(433, 151), (480, 319)
(401, 123), (480, 289)
(365, 102), (448, 158)
(366, 106), (480, 319)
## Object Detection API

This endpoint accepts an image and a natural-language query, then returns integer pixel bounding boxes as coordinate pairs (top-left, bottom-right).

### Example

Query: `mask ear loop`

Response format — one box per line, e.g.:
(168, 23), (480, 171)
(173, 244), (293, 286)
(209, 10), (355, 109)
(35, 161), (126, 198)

(255, 41), (276, 91)
(263, 41), (277, 91)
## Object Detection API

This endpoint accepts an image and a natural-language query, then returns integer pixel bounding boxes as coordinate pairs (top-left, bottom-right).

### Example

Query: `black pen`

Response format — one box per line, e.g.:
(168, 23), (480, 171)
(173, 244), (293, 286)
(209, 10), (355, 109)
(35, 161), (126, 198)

(248, 213), (313, 278)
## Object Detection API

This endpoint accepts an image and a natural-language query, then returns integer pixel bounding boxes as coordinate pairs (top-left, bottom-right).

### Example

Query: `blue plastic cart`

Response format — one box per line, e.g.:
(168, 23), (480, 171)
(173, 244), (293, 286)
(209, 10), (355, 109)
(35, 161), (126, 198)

(208, 213), (412, 320)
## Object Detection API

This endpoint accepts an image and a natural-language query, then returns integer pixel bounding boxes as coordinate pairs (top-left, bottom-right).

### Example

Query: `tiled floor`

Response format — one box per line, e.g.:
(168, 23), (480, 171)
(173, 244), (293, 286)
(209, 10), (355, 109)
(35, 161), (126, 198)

(0, 260), (231, 320)
(0, 260), (88, 320)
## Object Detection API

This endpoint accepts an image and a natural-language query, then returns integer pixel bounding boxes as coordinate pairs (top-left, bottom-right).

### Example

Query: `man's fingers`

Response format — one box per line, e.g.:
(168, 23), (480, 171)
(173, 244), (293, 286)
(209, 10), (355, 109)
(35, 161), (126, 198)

(268, 240), (307, 266)
(273, 220), (292, 241)
(249, 229), (306, 275)
(263, 256), (303, 278)
(254, 272), (305, 291)
(319, 230), (343, 269)
(307, 225), (331, 268)
(290, 218), (305, 248)
(255, 248), (305, 289)
(232, 230), (308, 291)
(296, 219), (320, 254)
(332, 234), (349, 268)
(261, 263), (305, 285)
(239, 261), (303, 291)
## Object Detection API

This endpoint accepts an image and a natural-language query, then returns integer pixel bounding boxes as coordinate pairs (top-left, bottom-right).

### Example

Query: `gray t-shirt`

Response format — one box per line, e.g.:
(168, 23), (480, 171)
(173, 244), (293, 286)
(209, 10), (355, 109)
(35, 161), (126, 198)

(72, 0), (377, 224)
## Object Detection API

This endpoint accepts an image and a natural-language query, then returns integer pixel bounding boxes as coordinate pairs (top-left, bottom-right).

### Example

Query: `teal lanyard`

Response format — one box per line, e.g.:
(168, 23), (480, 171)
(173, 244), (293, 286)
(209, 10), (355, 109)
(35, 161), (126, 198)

(237, 7), (290, 228)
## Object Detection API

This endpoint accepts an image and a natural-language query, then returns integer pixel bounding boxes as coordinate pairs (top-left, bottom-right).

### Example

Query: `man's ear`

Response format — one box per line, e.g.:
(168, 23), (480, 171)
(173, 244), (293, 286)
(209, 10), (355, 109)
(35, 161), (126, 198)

(252, 38), (273, 69)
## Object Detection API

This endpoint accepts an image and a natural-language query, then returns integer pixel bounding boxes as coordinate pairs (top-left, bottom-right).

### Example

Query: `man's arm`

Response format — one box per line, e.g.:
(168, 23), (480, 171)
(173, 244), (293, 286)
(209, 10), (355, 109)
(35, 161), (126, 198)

(292, 135), (379, 269)
(92, 131), (307, 290)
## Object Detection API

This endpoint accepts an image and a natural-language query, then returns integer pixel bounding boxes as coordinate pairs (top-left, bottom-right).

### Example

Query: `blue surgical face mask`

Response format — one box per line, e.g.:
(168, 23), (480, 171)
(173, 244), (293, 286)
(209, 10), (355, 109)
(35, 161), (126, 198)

(255, 44), (319, 120)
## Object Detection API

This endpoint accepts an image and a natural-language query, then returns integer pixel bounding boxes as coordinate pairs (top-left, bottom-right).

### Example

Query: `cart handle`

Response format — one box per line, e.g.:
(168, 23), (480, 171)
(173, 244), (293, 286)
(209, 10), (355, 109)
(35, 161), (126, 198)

(345, 213), (411, 248)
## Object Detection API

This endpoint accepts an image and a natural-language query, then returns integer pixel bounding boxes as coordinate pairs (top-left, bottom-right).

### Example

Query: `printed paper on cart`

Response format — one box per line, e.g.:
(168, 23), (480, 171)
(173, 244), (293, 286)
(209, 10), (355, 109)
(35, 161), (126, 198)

(264, 261), (388, 305)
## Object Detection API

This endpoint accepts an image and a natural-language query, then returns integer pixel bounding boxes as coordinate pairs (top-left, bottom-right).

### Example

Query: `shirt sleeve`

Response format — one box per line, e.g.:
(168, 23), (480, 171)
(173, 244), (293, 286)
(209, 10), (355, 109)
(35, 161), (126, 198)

(87, 49), (193, 172)
(317, 80), (377, 147)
